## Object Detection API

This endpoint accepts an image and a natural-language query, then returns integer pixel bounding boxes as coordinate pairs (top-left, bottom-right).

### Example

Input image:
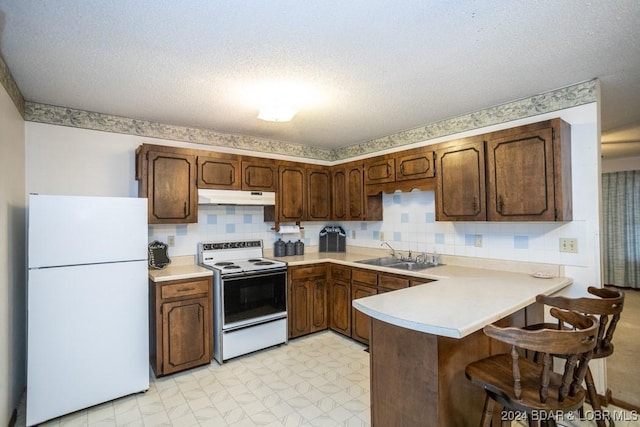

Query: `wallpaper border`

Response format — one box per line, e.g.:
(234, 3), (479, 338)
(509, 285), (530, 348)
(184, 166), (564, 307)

(22, 79), (597, 162)
(0, 54), (25, 118)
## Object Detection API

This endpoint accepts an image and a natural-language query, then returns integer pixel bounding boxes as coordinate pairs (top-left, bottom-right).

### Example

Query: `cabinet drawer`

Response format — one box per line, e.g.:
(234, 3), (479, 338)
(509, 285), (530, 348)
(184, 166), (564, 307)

(352, 269), (377, 286)
(290, 264), (327, 280)
(378, 274), (410, 290)
(331, 265), (352, 281)
(161, 279), (210, 299)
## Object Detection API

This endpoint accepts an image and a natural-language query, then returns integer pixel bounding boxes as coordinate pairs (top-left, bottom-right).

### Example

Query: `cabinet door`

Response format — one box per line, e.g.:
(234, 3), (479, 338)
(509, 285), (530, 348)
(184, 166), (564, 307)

(147, 151), (198, 223)
(364, 156), (395, 185)
(307, 166), (331, 221)
(396, 150), (435, 181)
(311, 280), (328, 332)
(346, 163), (365, 220)
(486, 126), (556, 221)
(436, 139), (486, 221)
(329, 279), (351, 336)
(289, 281), (310, 338)
(197, 153), (240, 189)
(241, 159), (278, 191)
(331, 166), (347, 221)
(279, 164), (306, 222)
(351, 283), (377, 345)
(161, 296), (210, 375)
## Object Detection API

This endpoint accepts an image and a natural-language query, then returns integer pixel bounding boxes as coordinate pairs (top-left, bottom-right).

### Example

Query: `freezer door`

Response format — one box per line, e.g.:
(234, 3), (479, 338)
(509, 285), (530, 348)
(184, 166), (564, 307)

(28, 194), (148, 268)
(26, 261), (149, 426)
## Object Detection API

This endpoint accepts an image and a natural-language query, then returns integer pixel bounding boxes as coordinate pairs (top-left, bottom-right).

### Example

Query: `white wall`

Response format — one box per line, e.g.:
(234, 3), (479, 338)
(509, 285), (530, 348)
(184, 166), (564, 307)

(0, 86), (26, 424)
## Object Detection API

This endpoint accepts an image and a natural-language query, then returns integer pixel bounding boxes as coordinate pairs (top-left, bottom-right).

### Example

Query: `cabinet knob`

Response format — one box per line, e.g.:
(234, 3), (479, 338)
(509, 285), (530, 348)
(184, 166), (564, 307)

(184, 202), (187, 215)
(497, 195), (504, 214)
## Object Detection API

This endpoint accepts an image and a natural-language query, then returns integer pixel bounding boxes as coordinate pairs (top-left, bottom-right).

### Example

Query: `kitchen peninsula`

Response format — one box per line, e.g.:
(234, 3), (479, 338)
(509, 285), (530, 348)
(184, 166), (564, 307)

(351, 266), (571, 426)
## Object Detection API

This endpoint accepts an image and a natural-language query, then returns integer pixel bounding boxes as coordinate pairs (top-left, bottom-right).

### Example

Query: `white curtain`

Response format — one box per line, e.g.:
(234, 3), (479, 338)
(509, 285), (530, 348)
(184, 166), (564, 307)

(602, 171), (640, 288)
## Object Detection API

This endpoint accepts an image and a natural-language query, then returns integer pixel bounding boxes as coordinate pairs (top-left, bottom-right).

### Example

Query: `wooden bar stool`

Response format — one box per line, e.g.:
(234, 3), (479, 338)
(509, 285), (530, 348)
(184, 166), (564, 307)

(465, 309), (598, 427)
(526, 287), (625, 427)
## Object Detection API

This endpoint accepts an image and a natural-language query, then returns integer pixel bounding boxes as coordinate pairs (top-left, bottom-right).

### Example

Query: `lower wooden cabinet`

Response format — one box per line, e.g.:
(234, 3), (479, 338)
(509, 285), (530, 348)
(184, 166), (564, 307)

(351, 283), (376, 344)
(149, 276), (212, 376)
(329, 265), (352, 336)
(289, 263), (435, 345)
(288, 264), (328, 338)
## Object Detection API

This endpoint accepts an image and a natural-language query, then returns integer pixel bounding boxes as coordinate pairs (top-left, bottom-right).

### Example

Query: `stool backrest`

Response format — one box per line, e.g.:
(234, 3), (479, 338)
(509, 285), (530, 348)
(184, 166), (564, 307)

(535, 286), (624, 358)
(483, 309), (598, 403)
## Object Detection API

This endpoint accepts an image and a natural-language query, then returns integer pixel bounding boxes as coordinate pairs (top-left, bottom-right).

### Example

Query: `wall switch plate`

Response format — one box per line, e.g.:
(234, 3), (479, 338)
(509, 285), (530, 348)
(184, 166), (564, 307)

(474, 234), (483, 247)
(351, 230), (356, 239)
(380, 231), (385, 241)
(559, 237), (578, 253)
(167, 235), (175, 247)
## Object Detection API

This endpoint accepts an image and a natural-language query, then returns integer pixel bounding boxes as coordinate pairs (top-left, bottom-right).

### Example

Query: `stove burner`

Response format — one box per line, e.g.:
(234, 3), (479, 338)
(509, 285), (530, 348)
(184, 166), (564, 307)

(215, 262), (234, 266)
(253, 261), (274, 266)
(248, 259), (262, 262)
(223, 265), (241, 270)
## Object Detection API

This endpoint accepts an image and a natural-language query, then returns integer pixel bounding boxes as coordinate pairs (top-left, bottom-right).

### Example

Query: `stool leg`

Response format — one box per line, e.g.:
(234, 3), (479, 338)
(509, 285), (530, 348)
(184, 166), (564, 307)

(584, 367), (607, 427)
(480, 393), (495, 427)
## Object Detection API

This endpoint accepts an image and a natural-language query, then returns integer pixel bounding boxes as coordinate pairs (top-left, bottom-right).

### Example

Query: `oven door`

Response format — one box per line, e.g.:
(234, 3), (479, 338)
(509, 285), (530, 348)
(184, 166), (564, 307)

(221, 270), (287, 329)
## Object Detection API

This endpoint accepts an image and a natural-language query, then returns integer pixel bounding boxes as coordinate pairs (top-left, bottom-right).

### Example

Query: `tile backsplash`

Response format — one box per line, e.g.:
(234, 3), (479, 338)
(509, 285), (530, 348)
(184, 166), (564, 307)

(149, 190), (587, 267)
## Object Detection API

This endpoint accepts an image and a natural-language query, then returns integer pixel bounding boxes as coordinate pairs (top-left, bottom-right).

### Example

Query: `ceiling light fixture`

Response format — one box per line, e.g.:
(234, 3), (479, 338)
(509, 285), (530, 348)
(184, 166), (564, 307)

(246, 80), (323, 123)
(257, 106), (298, 122)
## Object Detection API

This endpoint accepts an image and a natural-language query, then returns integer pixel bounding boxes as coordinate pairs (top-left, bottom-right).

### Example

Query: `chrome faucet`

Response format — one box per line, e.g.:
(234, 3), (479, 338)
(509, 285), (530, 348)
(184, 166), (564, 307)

(381, 241), (396, 257)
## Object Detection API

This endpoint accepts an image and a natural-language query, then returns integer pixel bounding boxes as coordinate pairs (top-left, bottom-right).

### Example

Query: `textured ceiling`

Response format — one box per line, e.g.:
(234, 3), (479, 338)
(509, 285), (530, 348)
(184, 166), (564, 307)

(0, 1), (639, 158)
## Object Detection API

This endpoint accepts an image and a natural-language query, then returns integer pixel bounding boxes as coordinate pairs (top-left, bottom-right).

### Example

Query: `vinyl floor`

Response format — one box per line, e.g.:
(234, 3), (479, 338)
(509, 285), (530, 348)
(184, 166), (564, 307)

(14, 329), (639, 426)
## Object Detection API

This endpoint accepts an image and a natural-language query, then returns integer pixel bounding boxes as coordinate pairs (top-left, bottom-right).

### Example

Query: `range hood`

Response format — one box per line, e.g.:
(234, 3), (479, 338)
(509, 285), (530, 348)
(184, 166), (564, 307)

(197, 189), (276, 206)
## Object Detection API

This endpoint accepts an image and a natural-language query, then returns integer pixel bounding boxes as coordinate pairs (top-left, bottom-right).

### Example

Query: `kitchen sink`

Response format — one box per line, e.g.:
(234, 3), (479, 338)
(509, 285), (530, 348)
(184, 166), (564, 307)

(355, 257), (439, 271)
(356, 256), (400, 267)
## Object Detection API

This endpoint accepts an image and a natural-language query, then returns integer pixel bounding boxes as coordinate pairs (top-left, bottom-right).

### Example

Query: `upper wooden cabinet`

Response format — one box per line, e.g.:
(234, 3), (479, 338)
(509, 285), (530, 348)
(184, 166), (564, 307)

(364, 155), (395, 185)
(307, 165), (332, 221)
(278, 162), (307, 222)
(241, 158), (278, 191)
(435, 137), (487, 221)
(346, 162), (365, 220)
(395, 148), (435, 181)
(197, 152), (240, 190)
(435, 118), (572, 222)
(332, 161), (382, 221)
(136, 145), (198, 224)
(485, 118), (571, 221)
(331, 166), (347, 221)
(364, 148), (435, 185)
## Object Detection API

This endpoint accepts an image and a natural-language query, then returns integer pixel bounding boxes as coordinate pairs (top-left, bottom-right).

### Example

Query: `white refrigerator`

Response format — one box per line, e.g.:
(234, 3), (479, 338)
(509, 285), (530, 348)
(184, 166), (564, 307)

(27, 194), (149, 426)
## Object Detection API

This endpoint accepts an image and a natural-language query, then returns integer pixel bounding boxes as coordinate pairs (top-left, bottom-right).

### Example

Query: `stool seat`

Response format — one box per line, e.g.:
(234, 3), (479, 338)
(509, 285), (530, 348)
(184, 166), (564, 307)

(466, 353), (586, 415)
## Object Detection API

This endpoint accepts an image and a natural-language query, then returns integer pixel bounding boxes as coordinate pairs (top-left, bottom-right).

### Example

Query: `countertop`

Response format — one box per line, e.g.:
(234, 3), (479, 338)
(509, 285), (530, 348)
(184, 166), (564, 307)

(351, 268), (571, 339)
(147, 256), (213, 282)
(147, 249), (571, 339)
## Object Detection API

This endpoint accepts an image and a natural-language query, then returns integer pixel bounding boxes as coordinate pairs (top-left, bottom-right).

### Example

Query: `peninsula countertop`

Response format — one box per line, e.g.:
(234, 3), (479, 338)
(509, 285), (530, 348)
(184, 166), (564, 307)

(351, 268), (571, 339)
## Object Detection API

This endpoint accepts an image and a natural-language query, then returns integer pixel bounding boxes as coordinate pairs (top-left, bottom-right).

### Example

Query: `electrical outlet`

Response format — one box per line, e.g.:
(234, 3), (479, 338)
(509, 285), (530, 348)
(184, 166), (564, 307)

(351, 230), (356, 239)
(474, 234), (483, 247)
(559, 237), (578, 253)
(380, 231), (385, 241)
(167, 235), (175, 247)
